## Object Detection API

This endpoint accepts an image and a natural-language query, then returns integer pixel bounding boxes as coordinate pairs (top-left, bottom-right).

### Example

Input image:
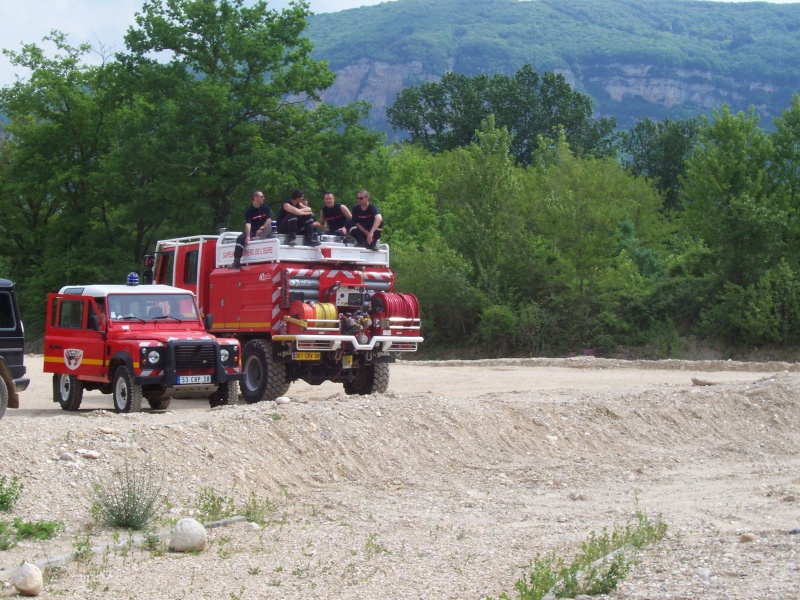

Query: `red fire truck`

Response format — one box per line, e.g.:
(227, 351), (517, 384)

(43, 278), (242, 412)
(145, 231), (422, 402)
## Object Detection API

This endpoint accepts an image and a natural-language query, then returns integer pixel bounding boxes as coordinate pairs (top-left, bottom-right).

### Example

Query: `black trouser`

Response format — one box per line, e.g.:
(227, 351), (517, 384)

(233, 232), (254, 262)
(277, 214), (315, 236)
(348, 222), (383, 246)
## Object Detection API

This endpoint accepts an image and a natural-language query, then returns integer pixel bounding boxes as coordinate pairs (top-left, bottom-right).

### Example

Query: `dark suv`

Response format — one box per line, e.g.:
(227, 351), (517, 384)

(0, 279), (29, 418)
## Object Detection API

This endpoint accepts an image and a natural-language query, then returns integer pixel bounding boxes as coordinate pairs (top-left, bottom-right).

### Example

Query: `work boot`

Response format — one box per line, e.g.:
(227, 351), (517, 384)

(287, 234), (297, 246)
(309, 232), (321, 247)
(231, 258), (241, 269)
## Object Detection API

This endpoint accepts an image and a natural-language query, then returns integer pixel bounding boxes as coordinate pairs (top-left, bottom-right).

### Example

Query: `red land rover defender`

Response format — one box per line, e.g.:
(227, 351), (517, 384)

(43, 278), (242, 412)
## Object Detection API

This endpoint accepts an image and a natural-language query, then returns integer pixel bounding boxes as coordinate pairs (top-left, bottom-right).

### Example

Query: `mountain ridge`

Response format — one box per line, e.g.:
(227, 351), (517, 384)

(304, 0), (800, 134)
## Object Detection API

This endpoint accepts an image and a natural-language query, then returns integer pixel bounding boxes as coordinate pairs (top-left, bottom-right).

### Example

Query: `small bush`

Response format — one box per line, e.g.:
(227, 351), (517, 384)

(0, 475), (23, 512)
(90, 457), (170, 530)
(194, 487), (236, 522)
(497, 510), (667, 600)
(13, 518), (64, 540)
(479, 305), (517, 351)
(0, 519), (64, 550)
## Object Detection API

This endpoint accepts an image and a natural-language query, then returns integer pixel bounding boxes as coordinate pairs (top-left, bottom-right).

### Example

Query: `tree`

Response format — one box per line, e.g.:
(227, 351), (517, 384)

(119, 0), (383, 232)
(0, 33), (126, 327)
(680, 105), (782, 288)
(387, 65), (617, 165)
(620, 116), (699, 211)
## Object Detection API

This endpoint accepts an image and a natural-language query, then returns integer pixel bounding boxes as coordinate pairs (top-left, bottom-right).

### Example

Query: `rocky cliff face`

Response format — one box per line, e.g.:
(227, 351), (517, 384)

(320, 59), (792, 131)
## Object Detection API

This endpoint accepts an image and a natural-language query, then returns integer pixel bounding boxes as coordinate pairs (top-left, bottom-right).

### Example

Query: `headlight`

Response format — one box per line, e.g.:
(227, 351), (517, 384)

(147, 349), (161, 365)
(220, 348), (230, 363)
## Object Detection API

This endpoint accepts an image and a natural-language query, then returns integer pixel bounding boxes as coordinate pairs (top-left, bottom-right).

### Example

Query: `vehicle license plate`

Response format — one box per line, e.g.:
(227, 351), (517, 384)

(292, 351), (321, 361)
(177, 375), (211, 384)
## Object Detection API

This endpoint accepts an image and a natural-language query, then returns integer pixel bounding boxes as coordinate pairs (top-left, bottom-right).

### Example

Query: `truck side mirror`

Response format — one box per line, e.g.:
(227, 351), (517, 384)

(204, 314), (213, 331)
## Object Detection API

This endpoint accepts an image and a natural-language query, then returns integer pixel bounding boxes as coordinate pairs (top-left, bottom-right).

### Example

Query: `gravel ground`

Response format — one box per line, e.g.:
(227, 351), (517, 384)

(0, 355), (797, 599)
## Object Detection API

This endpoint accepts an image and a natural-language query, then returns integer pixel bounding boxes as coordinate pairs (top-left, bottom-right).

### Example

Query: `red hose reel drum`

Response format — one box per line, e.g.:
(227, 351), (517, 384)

(370, 292), (420, 336)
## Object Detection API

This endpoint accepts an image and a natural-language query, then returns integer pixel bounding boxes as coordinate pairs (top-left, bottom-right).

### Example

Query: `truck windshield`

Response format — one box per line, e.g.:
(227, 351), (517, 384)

(106, 293), (199, 322)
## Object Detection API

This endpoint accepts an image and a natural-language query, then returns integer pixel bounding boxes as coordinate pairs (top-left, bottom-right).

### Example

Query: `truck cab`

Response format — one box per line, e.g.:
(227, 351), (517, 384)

(43, 280), (242, 412)
(0, 279), (30, 419)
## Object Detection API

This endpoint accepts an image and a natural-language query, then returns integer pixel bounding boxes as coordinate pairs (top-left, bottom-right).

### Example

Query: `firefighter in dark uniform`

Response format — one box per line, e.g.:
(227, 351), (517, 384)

(348, 189), (383, 250)
(276, 189), (319, 246)
(232, 190), (271, 269)
(319, 192), (352, 236)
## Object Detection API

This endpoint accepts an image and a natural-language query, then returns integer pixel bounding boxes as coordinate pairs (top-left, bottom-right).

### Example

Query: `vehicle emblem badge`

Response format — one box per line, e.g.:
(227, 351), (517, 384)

(64, 348), (84, 370)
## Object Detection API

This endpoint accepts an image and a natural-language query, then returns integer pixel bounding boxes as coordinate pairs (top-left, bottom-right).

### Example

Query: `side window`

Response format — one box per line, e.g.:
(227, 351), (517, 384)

(183, 250), (198, 285)
(0, 293), (14, 330)
(58, 300), (85, 328)
(161, 253), (174, 286)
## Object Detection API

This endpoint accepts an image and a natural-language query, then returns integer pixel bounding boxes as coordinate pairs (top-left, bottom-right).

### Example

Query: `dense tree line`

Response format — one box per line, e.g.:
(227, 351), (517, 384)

(3, 0), (800, 357)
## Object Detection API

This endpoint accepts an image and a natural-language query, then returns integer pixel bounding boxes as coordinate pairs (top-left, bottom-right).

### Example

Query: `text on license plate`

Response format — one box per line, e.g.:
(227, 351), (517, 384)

(292, 351), (321, 361)
(177, 375), (212, 384)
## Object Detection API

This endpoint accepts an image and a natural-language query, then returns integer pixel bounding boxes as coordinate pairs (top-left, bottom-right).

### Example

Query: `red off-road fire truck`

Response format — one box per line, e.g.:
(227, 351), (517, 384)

(145, 231), (422, 402)
(43, 279), (242, 412)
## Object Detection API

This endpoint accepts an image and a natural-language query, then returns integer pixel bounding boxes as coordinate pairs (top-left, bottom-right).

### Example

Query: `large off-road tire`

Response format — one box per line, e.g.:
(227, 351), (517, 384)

(241, 339), (289, 403)
(209, 380), (238, 408)
(343, 363), (390, 396)
(112, 365), (142, 413)
(53, 373), (83, 411)
(0, 377), (7, 420)
(146, 395), (171, 410)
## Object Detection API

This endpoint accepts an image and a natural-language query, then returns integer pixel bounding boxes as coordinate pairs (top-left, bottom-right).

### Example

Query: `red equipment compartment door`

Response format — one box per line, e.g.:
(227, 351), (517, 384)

(43, 294), (107, 381)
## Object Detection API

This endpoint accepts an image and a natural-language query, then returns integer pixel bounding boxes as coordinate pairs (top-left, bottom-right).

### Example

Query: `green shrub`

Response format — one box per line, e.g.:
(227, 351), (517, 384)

(194, 487), (236, 523)
(0, 519), (64, 550)
(90, 457), (170, 530)
(497, 510), (667, 600)
(479, 305), (517, 350)
(0, 475), (23, 512)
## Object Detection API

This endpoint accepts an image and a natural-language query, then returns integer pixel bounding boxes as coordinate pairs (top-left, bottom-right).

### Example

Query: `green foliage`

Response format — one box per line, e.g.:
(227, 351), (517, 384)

(621, 117), (699, 211)
(0, 475), (22, 512)
(0, 0), (386, 333)
(90, 457), (171, 531)
(194, 488), (276, 525)
(194, 487), (236, 522)
(0, 518), (64, 550)
(479, 305), (517, 350)
(700, 261), (800, 347)
(680, 105), (781, 288)
(497, 510), (667, 600)
(391, 235), (483, 346)
(387, 65), (616, 164)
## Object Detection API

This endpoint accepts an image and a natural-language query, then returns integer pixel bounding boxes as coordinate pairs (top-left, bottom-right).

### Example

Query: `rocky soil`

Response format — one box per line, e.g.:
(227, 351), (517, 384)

(0, 355), (798, 599)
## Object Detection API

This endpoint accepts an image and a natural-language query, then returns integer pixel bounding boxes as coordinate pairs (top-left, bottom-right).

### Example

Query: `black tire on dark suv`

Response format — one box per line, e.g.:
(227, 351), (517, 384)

(0, 279), (30, 418)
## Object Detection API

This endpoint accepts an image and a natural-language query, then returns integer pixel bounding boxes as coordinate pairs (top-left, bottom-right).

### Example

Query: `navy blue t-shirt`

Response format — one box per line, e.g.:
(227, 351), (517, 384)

(321, 203), (348, 231)
(244, 204), (271, 238)
(350, 203), (381, 231)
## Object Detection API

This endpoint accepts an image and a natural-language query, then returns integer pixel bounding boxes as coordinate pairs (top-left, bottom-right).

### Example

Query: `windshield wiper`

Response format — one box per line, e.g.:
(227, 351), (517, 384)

(153, 315), (184, 322)
(116, 315), (146, 322)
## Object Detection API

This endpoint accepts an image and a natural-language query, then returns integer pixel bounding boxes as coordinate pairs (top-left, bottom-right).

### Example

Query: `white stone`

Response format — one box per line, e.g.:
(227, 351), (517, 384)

(59, 452), (76, 462)
(275, 396), (290, 404)
(82, 450), (101, 459)
(12, 562), (43, 596)
(170, 518), (207, 552)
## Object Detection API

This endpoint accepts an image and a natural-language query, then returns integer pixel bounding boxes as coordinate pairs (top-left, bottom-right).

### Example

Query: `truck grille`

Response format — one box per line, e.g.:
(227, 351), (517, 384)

(174, 344), (216, 369)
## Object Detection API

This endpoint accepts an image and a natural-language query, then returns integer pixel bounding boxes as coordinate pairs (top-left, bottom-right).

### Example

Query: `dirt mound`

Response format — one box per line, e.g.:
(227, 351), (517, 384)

(0, 359), (797, 598)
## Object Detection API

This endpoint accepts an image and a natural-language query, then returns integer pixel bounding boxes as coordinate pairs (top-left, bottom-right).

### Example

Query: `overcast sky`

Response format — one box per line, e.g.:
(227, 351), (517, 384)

(1, 0), (797, 87)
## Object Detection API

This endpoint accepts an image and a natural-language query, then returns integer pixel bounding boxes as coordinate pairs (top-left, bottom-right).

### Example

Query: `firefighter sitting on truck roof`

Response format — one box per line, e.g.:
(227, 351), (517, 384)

(348, 189), (383, 251)
(276, 189), (320, 247)
(232, 190), (272, 269)
(319, 192), (352, 236)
